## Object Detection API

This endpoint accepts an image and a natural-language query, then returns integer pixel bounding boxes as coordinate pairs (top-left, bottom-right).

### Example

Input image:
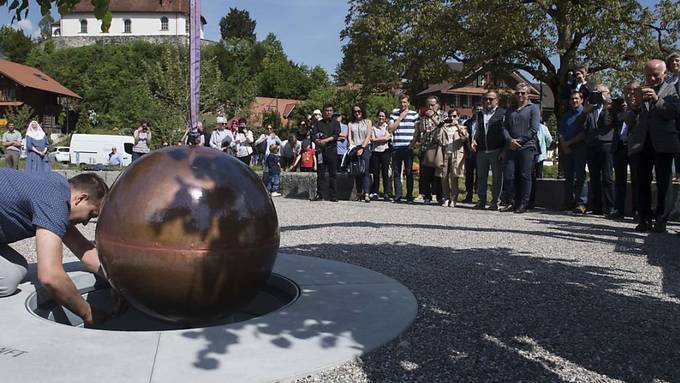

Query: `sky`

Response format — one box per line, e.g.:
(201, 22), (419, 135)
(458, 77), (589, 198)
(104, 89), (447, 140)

(0, 0), (350, 75)
(0, 0), (663, 77)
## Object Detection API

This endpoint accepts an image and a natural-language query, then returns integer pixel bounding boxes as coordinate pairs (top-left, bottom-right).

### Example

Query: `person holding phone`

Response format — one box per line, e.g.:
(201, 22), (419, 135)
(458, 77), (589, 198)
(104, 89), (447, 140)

(624, 59), (680, 233)
(132, 121), (152, 161)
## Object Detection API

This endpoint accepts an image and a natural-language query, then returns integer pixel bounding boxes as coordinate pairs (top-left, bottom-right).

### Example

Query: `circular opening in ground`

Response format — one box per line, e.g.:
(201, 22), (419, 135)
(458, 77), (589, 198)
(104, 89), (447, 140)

(25, 273), (299, 331)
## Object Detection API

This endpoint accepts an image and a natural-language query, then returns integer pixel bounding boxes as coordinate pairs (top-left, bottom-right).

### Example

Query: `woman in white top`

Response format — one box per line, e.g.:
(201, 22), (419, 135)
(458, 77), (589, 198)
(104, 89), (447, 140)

(370, 110), (392, 201)
(347, 104), (373, 202)
(231, 120), (255, 165)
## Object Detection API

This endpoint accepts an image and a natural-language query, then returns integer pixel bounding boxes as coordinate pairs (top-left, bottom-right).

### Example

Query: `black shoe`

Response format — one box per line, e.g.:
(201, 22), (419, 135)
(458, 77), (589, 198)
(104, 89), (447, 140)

(488, 203), (499, 211)
(635, 219), (651, 232)
(392, 198), (402, 204)
(514, 204), (528, 214)
(474, 202), (485, 209)
(330, 197), (338, 202)
(406, 198), (414, 204)
(607, 211), (624, 220)
(310, 194), (323, 201)
(652, 221), (667, 234)
(499, 204), (515, 212)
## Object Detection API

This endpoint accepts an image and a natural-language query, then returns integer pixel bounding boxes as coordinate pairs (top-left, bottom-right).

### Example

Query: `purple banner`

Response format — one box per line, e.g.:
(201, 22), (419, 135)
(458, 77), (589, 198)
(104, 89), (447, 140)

(189, 0), (201, 130)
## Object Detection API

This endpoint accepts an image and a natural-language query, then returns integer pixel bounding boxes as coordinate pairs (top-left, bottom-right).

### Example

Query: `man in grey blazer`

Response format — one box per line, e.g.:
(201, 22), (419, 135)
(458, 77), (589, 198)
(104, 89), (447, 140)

(625, 59), (680, 233)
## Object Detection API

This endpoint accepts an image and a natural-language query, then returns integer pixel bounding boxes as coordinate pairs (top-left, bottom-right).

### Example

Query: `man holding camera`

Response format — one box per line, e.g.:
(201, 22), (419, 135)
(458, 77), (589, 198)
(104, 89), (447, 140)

(132, 121), (152, 161)
(310, 104), (341, 202)
(625, 59), (680, 233)
(584, 85), (617, 216)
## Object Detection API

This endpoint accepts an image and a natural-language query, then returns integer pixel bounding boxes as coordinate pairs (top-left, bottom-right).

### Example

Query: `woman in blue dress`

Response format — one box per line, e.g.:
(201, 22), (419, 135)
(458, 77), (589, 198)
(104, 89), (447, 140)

(25, 120), (51, 172)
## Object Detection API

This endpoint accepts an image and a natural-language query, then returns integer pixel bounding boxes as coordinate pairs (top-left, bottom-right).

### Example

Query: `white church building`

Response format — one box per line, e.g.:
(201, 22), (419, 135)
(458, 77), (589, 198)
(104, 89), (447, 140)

(51, 0), (206, 46)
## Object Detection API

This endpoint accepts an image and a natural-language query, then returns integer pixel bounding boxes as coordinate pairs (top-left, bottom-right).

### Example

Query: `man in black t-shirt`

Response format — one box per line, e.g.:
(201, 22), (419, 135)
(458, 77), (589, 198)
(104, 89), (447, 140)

(310, 104), (341, 201)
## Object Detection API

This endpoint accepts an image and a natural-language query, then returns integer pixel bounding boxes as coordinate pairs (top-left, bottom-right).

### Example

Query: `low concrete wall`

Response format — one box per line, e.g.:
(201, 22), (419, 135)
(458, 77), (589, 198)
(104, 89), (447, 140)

(58, 169), (679, 214)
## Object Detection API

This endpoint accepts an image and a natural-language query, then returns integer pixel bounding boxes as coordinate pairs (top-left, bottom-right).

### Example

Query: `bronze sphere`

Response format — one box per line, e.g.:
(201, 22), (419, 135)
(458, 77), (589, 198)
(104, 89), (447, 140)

(95, 146), (280, 323)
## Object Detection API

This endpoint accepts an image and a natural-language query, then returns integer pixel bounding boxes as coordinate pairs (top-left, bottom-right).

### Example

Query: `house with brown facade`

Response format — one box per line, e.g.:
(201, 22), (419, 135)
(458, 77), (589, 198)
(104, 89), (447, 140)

(248, 97), (301, 128)
(416, 63), (553, 119)
(0, 59), (81, 133)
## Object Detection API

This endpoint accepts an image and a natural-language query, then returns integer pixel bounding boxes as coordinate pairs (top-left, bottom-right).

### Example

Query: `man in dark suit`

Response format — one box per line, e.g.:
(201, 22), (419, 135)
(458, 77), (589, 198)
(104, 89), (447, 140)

(585, 85), (617, 216)
(471, 91), (506, 210)
(625, 59), (680, 233)
(610, 81), (640, 219)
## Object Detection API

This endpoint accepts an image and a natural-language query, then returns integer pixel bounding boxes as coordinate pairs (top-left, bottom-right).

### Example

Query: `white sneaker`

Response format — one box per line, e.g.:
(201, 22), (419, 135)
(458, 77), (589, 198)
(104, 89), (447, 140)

(270, 192), (282, 197)
(442, 199), (450, 207)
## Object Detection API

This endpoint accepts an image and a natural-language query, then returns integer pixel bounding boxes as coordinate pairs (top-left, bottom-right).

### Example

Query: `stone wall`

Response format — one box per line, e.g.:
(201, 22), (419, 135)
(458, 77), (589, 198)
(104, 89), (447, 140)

(47, 36), (216, 49)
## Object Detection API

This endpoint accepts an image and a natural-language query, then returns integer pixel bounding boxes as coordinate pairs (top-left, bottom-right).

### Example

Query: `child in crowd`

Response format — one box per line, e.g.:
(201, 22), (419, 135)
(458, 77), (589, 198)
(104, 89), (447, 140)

(266, 143), (282, 197)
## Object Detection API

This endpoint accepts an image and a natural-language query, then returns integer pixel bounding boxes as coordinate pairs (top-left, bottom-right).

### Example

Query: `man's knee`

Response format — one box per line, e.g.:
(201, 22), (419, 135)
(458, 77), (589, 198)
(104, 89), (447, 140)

(0, 267), (26, 297)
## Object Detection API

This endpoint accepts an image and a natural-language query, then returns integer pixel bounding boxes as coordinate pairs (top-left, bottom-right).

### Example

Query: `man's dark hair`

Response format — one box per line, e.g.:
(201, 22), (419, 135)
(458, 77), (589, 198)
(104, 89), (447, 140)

(570, 90), (584, 98)
(399, 94), (409, 102)
(574, 63), (588, 73)
(69, 173), (109, 202)
(323, 103), (334, 111)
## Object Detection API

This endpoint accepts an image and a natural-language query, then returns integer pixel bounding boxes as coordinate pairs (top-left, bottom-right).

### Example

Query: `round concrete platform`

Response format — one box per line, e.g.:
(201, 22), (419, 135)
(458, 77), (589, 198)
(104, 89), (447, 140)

(0, 253), (417, 383)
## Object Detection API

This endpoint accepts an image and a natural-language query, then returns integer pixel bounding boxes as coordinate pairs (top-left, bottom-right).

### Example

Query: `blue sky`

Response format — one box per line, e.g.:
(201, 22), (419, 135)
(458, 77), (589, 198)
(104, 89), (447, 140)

(0, 0), (662, 77)
(0, 0), (349, 75)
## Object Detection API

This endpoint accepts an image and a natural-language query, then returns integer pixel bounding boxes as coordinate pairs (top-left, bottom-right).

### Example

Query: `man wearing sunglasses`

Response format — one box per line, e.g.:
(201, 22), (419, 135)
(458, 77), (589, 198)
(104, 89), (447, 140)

(471, 91), (506, 210)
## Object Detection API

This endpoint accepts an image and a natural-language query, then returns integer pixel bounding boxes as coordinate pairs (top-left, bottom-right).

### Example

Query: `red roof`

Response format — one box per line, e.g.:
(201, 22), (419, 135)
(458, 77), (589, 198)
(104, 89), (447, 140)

(0, 59), (81, 99)
(71, 0), (189, 14)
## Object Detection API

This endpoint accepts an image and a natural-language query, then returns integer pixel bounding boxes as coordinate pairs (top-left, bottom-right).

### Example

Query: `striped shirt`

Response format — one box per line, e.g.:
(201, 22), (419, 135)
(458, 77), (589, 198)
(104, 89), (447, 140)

(389, 108), (420, 148)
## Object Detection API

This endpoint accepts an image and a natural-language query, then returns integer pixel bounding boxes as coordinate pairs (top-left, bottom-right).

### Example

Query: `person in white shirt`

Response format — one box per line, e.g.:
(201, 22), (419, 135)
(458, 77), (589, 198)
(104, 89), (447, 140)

(209, 117), (234, 153)
(230, 120), (254, 165)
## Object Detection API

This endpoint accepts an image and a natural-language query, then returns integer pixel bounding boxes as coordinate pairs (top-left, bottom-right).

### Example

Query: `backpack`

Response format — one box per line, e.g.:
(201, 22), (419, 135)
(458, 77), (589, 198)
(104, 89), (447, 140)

(301, 148), (315, 169)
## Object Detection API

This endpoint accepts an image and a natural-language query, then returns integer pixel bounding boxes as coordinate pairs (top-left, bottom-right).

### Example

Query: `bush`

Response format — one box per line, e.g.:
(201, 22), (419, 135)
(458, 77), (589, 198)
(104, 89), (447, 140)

(2, 105), (36, 131)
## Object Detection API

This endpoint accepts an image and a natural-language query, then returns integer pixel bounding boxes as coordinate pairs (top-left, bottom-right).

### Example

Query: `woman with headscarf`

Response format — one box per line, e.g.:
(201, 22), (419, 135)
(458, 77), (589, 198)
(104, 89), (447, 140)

(25, 120), (51, 172)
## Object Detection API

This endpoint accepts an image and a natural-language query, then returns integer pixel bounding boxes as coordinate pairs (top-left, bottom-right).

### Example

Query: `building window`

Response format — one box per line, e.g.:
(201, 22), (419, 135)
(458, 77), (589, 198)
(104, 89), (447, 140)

(124, 19), (131, 33)
(475, 74), (486, 87)
(161, 17), (169, 31)
(53, 28), (60, 36)
(80, 19), (87, 34)
(460, 95), (470, 107)
(448, 95), (458, 107)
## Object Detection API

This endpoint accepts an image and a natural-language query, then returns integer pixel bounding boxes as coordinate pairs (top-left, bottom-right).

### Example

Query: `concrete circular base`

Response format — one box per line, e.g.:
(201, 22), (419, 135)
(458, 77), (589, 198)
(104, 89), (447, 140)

(0, 253), (417, 383)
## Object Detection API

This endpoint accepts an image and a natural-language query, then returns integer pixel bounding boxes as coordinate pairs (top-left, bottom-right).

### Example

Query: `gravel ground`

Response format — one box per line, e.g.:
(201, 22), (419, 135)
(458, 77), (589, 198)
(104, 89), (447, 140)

(9, 198), (680, 382)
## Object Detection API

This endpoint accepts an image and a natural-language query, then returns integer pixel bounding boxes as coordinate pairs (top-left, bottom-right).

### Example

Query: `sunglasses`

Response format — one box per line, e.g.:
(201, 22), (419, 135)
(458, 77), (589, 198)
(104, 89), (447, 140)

(515, 91), (527, 95)
(353, 110), (362, 114)
(484, 97), (496, 101)
(449, 115), (458, 118)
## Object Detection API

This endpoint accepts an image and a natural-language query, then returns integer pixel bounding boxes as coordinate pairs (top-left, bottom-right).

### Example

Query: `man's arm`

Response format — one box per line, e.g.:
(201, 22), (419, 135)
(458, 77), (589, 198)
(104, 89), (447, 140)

(62, 226), (101, 275)
(36, 228), (96, 325)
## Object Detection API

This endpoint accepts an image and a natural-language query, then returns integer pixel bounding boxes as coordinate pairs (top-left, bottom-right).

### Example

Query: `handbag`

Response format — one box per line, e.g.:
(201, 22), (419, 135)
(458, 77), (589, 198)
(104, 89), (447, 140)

(348, 146), (366, 176)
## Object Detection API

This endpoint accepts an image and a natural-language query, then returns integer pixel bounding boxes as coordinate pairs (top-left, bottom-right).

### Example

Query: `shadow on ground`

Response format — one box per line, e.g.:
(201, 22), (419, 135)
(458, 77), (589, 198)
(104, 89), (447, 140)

(277, 238), (680, 382)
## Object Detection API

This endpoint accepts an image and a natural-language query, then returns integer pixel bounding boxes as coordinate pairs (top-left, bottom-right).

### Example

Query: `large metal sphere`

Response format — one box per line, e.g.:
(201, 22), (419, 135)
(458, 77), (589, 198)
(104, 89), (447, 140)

(95, 146), (279, 323)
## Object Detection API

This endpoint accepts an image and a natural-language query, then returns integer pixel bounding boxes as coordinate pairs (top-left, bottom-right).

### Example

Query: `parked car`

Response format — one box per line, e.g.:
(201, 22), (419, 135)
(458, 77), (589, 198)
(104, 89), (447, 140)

(49, 146), (71, 164)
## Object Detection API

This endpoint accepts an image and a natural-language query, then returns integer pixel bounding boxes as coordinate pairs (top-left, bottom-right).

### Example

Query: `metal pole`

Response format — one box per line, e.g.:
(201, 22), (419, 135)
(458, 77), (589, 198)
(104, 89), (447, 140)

(189, 0), (201, 131)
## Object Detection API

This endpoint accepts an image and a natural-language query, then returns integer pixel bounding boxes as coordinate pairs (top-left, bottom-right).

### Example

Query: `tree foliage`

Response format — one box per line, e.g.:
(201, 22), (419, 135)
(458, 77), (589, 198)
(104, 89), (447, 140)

(219, 7), (257, 42)
(2, 104), (36, 131)
(340, 0), (680, 113)
(1, 0), (112, 32)
(0, 26), (34, 63)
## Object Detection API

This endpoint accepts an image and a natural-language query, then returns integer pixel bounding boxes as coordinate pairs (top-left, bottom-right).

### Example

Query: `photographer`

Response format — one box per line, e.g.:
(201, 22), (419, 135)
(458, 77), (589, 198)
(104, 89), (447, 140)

(132, 121), (151, 161)
(183, 121), (205, 147)
(624, 59), (680, 233)
(584, 85), (617, 216)
(310, 104), (341, 202)
(561, 64), (591, 109)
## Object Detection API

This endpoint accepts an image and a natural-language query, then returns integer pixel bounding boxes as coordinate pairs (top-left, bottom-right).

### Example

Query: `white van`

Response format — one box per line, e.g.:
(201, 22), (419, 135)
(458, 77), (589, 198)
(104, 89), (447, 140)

(69, 134), (135, 166)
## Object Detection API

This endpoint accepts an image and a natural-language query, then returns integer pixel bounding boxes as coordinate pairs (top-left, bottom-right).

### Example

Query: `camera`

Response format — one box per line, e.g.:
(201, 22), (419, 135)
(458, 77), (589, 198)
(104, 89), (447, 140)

(588, 91), (604, 105)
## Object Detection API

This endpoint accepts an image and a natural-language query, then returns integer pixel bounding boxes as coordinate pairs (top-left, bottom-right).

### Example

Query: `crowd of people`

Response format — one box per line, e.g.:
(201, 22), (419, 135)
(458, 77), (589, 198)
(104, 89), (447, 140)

(2, 55), (679, 234)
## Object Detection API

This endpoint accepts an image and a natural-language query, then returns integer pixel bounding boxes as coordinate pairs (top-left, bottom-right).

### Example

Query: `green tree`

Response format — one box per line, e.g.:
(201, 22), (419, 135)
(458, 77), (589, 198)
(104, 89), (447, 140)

(38, 13), (54, 41)
(340, 0), (680, 114)
(0, 26), (34, 63)
(1, 0), (112, 32)
(219, 7), (256, 42)
(2, 104), (35, 131)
